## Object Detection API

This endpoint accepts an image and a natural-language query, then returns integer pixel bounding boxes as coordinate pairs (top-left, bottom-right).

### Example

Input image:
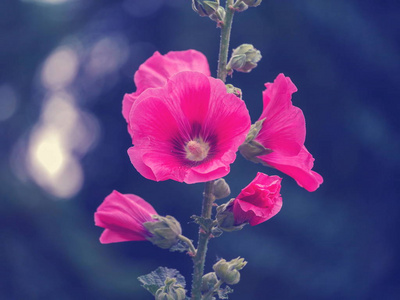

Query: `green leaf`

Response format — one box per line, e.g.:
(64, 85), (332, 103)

(138, 267), (186, 295)
(217, 286), (233, 299)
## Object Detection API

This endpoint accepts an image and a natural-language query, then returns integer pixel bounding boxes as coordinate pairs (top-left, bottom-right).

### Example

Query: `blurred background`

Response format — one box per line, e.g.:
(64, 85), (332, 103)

(1, 0), (399, 299)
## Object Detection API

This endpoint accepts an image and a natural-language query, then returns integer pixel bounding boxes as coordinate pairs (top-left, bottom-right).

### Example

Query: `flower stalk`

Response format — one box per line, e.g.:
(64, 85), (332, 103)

(191, 0), (238, 298)
(191, 180), (215, 300)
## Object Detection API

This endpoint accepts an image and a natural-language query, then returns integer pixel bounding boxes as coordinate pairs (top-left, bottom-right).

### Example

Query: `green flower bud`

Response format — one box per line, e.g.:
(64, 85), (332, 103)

(227, 44), (262, 73)
(209, 6), (226, 25)
(234, 2), (248, 12)
(213, 178), (231, 199)
(192, 0), (219, 17)
(215, 199), (246, 232)
(155, 278), (186, 300)
(243, 0), (262, 7)
(213, 257), (247, 285)
(201, 272), (218, 293)
(143, 215), (182, 249)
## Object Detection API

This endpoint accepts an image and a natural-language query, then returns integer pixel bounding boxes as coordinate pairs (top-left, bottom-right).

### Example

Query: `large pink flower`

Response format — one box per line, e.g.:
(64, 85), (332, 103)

(123, 50), (211, 137)
(232, 172), (283, 226)
(254, 73), (323, 192)
(94, 190), (157, 244)
(127, 71), (251, 184)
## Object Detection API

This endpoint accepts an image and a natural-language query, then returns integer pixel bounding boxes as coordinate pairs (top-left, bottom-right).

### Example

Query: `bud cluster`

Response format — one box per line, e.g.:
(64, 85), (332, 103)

(227, 44), (262, 74)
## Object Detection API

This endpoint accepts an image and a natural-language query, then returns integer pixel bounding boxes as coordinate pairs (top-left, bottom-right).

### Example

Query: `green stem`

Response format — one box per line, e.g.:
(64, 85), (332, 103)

(191, 1), (237, 299)
(191, 181), (215, 300)
(217, 0), (235, 82)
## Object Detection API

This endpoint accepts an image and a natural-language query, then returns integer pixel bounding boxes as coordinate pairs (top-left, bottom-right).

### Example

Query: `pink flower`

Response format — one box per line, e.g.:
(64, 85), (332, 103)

(123, 50), (211, 137)
(232, 172), (283, 226)
(254, 73), (323, 192)
(127, 71), (251, 184)
(94, 190), (157, 244)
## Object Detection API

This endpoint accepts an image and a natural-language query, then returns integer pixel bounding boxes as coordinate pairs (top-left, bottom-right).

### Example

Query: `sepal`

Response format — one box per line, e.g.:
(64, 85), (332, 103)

(144, 215), (182, 249)
(215, 199), (247, 232)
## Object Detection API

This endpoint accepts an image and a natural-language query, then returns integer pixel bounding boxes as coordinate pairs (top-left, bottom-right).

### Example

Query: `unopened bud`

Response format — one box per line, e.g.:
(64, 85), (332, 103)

(192, 0), (219, 17)
(226, 84), (242, 99)
(243, 0), (262, 7)
(234, 2), (248, 12)
(209, 6), (225, 25)
(213, 178), (231, 199)
(213, 257), (247, 285)
(215, 199), (246, 232)
(155, 278), (186, 300)
(144, 215), (182, 249)
(227, 44), (262, 73)
(201, 272), (218, 293)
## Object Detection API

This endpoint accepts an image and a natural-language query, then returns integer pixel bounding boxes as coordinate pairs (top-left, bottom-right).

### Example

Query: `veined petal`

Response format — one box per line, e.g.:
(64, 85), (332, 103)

(259, 146), (323, 192)
(256, 73), (305, 156)
(94, 191), (158, 244)
(122, 50), (211, 135)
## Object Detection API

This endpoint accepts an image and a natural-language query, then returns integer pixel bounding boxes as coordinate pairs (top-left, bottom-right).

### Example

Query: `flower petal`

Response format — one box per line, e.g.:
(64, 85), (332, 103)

(122, 50), (211, 135)
(259, 146), (323, 192)
(256, 73), (305, 156)
(94, 190), (158, 244)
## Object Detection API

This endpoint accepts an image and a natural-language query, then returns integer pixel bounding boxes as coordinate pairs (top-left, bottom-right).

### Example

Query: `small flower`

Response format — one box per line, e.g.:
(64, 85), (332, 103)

(233, 172), (282, 226)
(241, 73), (323, 192)
(122, 50), (211, 137)
(128, 71), (251, 184)
(94, 190), (158, 244)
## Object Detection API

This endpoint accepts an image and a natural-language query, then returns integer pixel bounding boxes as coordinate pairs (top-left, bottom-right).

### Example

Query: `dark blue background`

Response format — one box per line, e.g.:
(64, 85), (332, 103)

(1, 0), (399, 299)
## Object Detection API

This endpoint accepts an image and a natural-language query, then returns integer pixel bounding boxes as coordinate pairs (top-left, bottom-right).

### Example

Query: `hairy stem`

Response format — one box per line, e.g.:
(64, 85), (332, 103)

(191, 181), (215, 300)
(217, 0), (235, 82)
(191, 1), (236, 299)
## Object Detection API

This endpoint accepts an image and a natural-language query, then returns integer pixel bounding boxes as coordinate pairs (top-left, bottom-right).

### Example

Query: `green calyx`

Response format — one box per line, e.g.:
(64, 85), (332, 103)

(144, 215), (182, 249)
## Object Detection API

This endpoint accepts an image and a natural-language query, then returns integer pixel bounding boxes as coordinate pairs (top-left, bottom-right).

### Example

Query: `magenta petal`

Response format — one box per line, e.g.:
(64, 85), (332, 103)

(256, 73), (305, 156)
(94, 190), (158, 244)
(232, 173), (283, 226)
(128, 71), (251, 184)
(122, 50), (211, 132)
(259, 146), (323, 192)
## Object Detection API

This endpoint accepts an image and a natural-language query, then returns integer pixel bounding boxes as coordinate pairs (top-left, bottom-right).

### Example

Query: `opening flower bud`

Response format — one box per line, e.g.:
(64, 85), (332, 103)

(155, 278), (186, 300)
(143, 215), (182, 249)
(227, 44), (262, 73)
(213, 257), (247, 285)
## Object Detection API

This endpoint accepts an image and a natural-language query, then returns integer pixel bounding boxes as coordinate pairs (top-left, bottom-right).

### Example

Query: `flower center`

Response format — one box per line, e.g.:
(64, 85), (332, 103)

(185, 138), (210, 162)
